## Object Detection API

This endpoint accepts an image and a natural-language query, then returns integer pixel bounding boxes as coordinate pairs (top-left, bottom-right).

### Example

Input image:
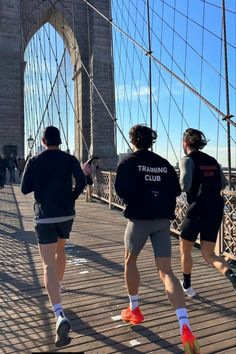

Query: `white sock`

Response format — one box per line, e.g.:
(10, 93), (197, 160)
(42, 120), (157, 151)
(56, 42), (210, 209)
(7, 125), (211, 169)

(129, 294), (139, 311)
(52, 303), (64, 319)
(175, 308), (190, 333)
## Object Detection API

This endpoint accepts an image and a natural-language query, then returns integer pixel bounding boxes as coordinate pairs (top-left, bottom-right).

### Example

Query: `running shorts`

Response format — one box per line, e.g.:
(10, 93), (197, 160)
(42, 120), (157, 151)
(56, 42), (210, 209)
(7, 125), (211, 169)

(124, 218), (171, 257)
(180, 199), (224, 243)
(34, 219), (74, 244)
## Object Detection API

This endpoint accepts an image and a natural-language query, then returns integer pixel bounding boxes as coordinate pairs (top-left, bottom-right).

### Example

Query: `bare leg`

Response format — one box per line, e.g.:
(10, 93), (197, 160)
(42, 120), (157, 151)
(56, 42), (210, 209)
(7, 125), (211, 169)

(88, 185), (92, 202)
(180, 238), (194, 274)
(155, 257), (185, 309)
(56, 239), (67, 282)
(201, 240), (230, 275)
(124, 251), (140, 295)
(38, 242), (60, 305)
(85, 186), (89, 202)
(155, 256), (202, 354)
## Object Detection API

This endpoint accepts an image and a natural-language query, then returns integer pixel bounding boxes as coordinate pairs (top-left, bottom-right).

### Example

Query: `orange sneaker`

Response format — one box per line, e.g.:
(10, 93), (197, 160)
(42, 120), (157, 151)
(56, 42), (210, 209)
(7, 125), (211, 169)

(121, 306), (144, 325)
(181, 324), (201, 354)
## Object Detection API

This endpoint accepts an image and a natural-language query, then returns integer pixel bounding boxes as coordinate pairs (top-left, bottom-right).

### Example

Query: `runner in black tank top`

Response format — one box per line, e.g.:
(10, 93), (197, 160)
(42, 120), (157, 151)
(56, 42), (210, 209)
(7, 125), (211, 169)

(179, 128), (236, 297)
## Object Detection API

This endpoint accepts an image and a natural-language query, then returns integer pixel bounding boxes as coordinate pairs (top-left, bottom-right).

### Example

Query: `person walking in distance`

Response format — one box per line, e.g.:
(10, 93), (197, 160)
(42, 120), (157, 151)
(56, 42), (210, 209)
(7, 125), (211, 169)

(115, 125), (200, 354)
(179, 128), (236, 297)
(8, 154), (17, 183)
(82, 156), (99, 202)
(0, 155), (7, 189)
(17, 156), (26, 179)
(21, 126), (86, 347)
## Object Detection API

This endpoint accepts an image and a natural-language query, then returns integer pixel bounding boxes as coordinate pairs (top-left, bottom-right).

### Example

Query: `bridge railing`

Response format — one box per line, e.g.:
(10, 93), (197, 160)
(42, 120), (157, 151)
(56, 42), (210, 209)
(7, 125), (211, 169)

(93, 171), (236, 261)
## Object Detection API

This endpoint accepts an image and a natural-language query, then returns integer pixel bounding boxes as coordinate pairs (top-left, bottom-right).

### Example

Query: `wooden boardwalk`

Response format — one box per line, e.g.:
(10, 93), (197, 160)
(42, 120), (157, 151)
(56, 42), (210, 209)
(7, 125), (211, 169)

(0, 185), (235, 354)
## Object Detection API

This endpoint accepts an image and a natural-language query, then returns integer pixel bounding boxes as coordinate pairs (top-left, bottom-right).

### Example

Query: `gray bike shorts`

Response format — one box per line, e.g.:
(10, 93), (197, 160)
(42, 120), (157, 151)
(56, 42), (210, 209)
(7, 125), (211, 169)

(124, 218), (171, 257)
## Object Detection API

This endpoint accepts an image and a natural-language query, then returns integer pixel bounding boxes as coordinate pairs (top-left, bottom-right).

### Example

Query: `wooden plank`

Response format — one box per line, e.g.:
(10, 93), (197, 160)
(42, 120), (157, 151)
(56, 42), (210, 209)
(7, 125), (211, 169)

(0, 185), (236, 353)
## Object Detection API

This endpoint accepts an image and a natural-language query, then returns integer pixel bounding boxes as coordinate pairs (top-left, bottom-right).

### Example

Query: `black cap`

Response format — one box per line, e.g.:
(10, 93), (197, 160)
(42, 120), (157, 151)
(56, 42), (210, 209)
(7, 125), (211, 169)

(43, 126), (62, 146)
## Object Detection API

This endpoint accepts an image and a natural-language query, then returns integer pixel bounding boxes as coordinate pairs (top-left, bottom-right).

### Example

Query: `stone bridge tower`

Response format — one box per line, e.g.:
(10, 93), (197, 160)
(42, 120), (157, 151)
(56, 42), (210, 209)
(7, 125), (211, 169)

(0, 0), (117, 169)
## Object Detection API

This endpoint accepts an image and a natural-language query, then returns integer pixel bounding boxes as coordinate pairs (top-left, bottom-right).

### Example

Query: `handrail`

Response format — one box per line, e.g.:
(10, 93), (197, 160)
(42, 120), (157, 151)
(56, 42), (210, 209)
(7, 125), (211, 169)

(92, 171), (236, 261)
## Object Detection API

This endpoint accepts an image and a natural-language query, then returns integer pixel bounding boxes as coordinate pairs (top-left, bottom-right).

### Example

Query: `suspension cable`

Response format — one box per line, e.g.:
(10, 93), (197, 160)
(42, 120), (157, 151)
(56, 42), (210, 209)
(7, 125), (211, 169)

(80, 0), (235, 127)
(27, 49), (67, 155)
(146, 0), (153, 131)
(222, 0), (232, 188)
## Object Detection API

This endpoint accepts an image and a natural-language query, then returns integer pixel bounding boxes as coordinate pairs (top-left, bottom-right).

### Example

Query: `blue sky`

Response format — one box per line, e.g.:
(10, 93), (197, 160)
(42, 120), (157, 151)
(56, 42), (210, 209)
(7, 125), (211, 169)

(112, 0), (236, 167)
(24, 0), (236, 168)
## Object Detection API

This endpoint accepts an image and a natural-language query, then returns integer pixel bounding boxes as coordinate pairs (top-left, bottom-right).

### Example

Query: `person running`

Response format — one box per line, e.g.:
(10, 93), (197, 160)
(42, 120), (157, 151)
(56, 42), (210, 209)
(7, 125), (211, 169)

(21, 126), (86, 347)
(179, 128), (236, 297)
(115, 124), (200, 354)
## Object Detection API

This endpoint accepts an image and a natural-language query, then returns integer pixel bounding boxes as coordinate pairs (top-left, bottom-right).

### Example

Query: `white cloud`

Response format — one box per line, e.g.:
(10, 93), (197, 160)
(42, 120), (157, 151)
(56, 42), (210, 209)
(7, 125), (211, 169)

(115, 83), (157, 101)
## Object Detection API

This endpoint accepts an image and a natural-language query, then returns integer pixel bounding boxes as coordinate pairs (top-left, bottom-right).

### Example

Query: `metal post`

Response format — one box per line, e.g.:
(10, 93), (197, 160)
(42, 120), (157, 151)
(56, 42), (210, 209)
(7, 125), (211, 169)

(222, 0), (232, 189)
(108, 172), (112, 209)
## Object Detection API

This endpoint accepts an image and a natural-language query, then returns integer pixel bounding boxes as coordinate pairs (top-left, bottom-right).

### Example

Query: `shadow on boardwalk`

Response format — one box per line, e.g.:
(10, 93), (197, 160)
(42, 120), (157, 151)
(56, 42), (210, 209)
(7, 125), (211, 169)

(0, 185), (236, 353)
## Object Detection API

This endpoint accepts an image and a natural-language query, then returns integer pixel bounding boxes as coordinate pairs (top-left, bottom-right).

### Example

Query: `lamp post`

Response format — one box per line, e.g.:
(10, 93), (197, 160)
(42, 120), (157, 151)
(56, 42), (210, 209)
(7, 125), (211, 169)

(27, 135), (34, 157)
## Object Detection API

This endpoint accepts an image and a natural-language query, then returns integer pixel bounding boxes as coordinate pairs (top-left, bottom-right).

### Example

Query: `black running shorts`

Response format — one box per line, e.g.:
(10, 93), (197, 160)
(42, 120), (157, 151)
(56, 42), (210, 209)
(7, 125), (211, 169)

(86, 175), (93, 185)
(180, 203), (223, 243)
(34, 219), (74, 244)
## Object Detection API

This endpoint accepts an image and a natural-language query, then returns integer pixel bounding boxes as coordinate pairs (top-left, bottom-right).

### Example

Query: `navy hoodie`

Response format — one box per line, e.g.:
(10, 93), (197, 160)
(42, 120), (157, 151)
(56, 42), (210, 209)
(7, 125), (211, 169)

(21, 149), (86, 221)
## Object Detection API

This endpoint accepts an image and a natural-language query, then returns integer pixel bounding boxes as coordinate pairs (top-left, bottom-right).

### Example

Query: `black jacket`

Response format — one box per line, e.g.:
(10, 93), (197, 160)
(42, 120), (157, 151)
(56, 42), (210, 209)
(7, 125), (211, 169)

(186, 151), (222, 205)
(183, 151), (224, 219)
(115, 149), (181, 219)
(21, 150), (86, 220)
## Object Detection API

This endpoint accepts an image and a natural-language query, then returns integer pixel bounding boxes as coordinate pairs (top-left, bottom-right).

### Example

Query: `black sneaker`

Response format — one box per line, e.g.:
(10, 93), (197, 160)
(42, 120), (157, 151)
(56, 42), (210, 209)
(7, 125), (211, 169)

(229, 273), (236, 292)
(55, 314), (71, 347)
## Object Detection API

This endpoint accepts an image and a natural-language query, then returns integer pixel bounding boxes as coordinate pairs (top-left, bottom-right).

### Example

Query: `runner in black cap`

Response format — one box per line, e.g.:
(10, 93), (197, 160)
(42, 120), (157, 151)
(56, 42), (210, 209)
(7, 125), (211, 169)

(21, 126), (86, 347)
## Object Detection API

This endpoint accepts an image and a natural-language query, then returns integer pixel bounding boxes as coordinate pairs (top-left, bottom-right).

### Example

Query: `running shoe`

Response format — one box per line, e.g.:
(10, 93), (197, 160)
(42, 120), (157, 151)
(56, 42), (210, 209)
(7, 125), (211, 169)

(180, 280), (196, 298)
(181, 324), (200, 354)
(121, 306), (144, 325)
(55, 314), (71, 347)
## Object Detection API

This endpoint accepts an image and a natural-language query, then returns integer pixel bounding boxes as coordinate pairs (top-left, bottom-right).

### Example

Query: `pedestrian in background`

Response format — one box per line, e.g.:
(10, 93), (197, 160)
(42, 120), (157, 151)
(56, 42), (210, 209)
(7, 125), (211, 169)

(17, 157), (26, 178)
(8, 154), (17, 183)
(82, 156), (99, 202)
(0, 156), (5, 189)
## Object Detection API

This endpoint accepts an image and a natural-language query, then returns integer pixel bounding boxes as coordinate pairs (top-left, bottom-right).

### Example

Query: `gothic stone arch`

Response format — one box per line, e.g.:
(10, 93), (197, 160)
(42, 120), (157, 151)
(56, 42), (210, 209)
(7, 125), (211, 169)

(0, 0), (117, 169)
